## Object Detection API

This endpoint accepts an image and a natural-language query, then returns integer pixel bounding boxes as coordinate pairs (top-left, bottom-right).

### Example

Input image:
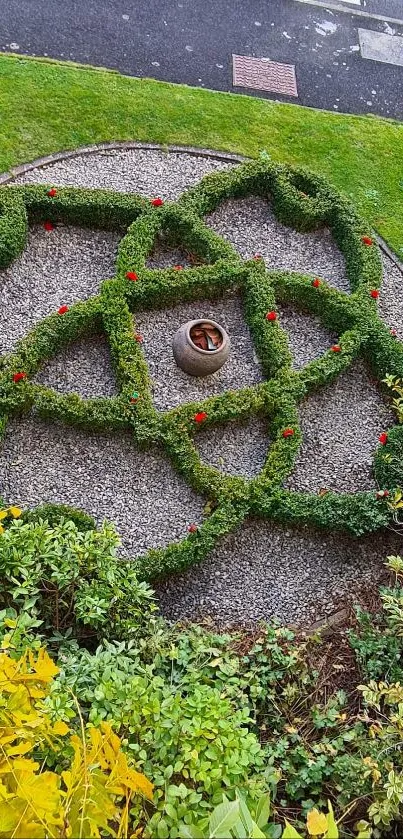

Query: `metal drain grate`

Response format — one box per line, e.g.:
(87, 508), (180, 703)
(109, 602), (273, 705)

(232, 54), (298, 96)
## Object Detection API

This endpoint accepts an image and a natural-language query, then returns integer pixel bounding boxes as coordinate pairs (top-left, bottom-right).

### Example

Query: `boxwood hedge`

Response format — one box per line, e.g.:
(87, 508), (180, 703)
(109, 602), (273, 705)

(0, 159), (401, 582)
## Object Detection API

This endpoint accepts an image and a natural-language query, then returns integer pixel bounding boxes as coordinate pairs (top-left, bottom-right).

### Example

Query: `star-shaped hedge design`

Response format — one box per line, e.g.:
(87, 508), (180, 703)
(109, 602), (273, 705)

(0, 159), (403, 582)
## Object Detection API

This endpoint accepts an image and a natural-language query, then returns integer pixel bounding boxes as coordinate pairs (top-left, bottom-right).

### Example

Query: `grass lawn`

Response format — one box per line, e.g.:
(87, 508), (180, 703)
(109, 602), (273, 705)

(1, 52), (403, 256)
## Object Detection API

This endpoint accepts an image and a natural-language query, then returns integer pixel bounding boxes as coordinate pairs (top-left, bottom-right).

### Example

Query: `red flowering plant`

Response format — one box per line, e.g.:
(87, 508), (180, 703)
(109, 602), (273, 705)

(47, 188), (57, 198)
(58, 305), (69, 315)
(266, 311), (277, 322)
(43, 221), (54, 232)
(12, 372), (27, 383)
(151, 198), (164, 207)
(194, 411), (208, 424)
(126, 272), (138, 281)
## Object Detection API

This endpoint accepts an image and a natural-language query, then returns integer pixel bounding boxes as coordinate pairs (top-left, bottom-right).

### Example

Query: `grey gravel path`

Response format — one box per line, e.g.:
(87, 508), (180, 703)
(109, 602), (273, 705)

(278, 303), (337, 369)
(34, 334), (118, 399)
(285, 359), (394, 494)
(155, 518), (401, 627)
(379, 253), (403, 339)
(0, 416), (204, 557)
(1, 147), (402, 625)
(0, 224), (120, 356)
(12, 148), (234, 200)
(135, 293), (263, 411)
(196, 416), (269, 479)
(206, 197), (350, 293)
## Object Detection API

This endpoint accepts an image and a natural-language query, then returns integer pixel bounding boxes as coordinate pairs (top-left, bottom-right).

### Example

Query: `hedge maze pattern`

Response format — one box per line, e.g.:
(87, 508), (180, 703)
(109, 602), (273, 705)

(0, 159), (403, 582)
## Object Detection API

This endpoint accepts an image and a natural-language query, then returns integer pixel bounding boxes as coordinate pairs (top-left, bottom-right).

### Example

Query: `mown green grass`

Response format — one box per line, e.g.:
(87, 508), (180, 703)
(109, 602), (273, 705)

(1, 52), (403, 255)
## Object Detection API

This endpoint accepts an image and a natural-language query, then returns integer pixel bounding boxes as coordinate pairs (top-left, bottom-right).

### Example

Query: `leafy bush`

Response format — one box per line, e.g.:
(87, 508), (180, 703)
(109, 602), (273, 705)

(0, 516), (156, 643)
(51, 637), (269, 837)
(0, 646), (153, 838)
(349, 556), (403, 682)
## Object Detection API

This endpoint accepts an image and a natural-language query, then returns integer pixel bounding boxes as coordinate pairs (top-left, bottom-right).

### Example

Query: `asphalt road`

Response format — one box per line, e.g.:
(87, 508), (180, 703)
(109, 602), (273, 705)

(1, 0), (403, 119)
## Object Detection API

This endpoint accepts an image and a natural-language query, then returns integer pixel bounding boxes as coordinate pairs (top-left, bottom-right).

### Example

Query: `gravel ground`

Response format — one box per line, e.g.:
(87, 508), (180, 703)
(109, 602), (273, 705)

(135, 292), (263, 411)
(0, 146), (401, 625)
(206, 197), (350, 293)
(12, 148), (234, 200)
(34, 334), (118, 399)
(285, 360), (394, 494)
(0, 416), (204, 557)
(379, 253), (403, 339)
(0, 224), (120, 356)
(155, 517), (401, 626)
(196, 416), (269, 478)
(278, 303), (337, 369)
(147, 240), (193, 270)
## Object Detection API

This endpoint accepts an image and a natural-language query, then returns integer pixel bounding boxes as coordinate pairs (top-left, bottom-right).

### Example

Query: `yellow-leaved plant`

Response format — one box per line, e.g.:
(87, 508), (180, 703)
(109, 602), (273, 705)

(0, 647), (153, 838)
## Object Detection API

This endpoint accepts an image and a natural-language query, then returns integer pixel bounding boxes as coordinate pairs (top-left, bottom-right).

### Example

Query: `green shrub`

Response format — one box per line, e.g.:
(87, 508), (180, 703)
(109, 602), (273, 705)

(0, 517), (156, 642)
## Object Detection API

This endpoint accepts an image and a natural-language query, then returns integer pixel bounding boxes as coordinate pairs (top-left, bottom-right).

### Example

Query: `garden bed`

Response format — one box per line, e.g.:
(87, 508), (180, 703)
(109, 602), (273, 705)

(1, 145), (402, 625)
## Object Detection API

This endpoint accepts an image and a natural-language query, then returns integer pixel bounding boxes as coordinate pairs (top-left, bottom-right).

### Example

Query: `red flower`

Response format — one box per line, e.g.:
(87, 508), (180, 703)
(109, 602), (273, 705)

(43, 221), (54, 231)
(282, 428), (295, 438)
(151, 197), (164, 207)
(331, 345), (341, 353)
(376, 489), (389, 499)
(379, 432), (388, 445)
(174, 265), (183, 270)
(312, 278), (321, 288)
(134, 333), (144, 343)
(188, 523), (198, 534)
(194, 411), (208, 424)
(47, 188), (57, 198)
(370, 289), (379, 299)
(58, 305), (69, 315)
(126, 271), (138, 281)
(361, 235), (373, 246)
(266, 311), (277, 322)
(12, 372), (27, 383)
(391, 328), (398, 337)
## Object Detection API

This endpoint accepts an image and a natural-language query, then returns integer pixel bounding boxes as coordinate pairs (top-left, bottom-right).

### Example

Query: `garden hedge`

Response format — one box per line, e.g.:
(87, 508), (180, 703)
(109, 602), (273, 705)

(0, 159), (402, 582)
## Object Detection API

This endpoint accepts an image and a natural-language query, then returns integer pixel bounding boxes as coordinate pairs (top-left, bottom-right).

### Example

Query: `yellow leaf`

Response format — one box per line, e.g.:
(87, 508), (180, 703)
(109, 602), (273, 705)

(0, 511), (8, 521)
(53, 720), (69, 736)
(8, 506), (22, 518)
(3, 619), (16, 629)
(28, 648), (59, 682)
(307, 809), (329, 836)
(5, 741), (32, 757)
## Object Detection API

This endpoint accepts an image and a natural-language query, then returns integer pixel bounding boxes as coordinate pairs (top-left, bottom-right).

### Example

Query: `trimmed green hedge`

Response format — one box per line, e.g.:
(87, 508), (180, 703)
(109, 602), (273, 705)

(0, 159), (400, 581)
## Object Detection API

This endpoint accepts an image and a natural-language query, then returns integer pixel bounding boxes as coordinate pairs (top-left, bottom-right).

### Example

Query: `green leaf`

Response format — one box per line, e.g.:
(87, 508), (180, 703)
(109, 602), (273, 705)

(255, 793), (271, 829)
(209, 800), (240, 838)
(157, 818), (170, 838)
(236, 793), (254, 833)
(250, 825), (266, 838)
(325, 802), (339, 839)
(282, 822), (302, 839)
(178, 824), (204, 839)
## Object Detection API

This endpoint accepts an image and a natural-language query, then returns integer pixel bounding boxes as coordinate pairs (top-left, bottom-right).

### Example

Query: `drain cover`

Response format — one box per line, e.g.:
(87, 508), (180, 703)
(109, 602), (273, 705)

(232, 54), (298, 97)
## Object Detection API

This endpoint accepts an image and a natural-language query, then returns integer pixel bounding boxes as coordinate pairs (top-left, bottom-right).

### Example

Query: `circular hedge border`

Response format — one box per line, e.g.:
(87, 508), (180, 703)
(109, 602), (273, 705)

(0, 158), (402, 581)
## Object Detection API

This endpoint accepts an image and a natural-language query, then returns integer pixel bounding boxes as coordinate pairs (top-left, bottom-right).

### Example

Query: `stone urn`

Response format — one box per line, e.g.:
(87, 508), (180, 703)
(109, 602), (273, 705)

(172, 319), (230, 376)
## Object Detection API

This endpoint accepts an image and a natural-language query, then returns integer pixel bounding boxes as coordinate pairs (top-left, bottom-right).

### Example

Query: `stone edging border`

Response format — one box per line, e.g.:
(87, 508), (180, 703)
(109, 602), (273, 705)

(1, 138), (402, 274)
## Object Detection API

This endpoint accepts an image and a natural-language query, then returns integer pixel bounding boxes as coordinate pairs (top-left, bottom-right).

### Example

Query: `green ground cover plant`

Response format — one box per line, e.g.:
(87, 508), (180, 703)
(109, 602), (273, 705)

(0, 158), (401, 582)
(2, 511), (403, 836)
